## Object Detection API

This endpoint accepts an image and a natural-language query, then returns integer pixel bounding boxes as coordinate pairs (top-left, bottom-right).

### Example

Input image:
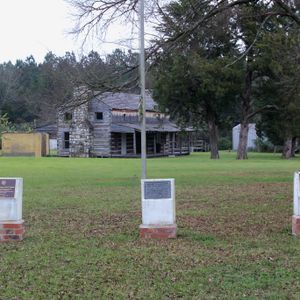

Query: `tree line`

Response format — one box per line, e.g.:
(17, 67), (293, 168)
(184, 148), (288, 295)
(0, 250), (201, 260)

(0, 49), (140, 125)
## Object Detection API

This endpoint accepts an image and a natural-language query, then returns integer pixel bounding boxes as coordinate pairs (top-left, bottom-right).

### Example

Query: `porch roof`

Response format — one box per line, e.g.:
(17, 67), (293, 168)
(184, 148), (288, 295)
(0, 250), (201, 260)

(111, 123), (135, 133)
(111, 122), (194, 133)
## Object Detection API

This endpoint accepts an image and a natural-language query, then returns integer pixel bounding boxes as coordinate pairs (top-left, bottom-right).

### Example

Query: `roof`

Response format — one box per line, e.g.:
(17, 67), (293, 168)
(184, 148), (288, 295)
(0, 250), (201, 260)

(111, 119), (194, 133)
(111, 123), (135, 133)
(34, 123), (57, 132)
(34, 123), (57, 138)
(94, 92), (158, 111)
(112, 123), (178, 133)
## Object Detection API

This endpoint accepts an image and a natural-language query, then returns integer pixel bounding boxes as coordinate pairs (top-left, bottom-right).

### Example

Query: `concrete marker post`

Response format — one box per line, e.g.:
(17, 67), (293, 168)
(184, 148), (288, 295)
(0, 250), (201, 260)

(0, 178), (25, 242)
(140, 179), (176, 239)
(292, 172), (300, 236)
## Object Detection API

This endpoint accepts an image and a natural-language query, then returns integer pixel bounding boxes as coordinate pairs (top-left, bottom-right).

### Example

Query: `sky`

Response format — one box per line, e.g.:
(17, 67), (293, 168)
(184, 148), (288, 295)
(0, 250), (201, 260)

(0, 0), (135, 64)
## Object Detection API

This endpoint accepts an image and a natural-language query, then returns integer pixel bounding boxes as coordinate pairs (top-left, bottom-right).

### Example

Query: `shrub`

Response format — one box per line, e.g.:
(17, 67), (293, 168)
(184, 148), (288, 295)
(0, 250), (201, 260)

(219, 137), (232, 150)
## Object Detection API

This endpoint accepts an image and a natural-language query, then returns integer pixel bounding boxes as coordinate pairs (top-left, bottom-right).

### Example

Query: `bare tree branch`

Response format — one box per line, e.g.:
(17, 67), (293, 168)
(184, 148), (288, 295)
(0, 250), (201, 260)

(274, 0), (300, 24)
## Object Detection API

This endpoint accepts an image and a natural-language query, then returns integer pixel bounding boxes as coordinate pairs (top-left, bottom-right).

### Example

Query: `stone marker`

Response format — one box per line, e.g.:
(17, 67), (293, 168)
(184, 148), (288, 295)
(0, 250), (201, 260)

(292, 172), (300, 236)
(0, 178), (25, 242)
(140, 179), (176, 238)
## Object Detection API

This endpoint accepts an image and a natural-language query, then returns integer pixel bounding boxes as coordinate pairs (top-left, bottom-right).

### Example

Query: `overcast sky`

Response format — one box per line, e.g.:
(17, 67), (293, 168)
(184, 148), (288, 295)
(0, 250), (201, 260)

(0, 0), (135, 64)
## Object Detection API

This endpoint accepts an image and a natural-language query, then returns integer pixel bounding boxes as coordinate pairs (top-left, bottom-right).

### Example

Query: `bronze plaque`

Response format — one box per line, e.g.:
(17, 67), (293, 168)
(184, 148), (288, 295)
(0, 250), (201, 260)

(0, 179), (16, 198)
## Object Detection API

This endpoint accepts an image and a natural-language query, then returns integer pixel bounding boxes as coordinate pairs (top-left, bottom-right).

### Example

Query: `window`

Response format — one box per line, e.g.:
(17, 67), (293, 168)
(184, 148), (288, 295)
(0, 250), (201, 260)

(64, 132), (70, 149)
(95, 112), (103, 120)
(65, 112), (72, 121)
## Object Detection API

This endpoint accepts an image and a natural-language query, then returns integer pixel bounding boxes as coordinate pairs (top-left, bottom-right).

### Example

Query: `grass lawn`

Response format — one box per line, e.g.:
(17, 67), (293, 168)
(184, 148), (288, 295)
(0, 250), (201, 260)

(0, 152), (300, 299)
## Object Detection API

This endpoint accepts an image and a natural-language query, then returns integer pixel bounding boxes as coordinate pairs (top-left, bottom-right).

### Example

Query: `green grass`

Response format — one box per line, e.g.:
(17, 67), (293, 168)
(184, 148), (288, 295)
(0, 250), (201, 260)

(1, 152), (300, 299)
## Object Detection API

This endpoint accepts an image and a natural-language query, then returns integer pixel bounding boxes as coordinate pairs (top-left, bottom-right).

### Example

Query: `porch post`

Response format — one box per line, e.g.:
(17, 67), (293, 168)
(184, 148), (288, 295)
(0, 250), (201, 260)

(172, 133), (175, 155)
(180, 136), (182, 155)
(133, 131), (137, 155)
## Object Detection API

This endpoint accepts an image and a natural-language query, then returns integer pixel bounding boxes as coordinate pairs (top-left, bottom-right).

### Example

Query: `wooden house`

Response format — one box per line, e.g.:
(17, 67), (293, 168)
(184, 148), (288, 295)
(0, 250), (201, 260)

(57, 92), (194, 158)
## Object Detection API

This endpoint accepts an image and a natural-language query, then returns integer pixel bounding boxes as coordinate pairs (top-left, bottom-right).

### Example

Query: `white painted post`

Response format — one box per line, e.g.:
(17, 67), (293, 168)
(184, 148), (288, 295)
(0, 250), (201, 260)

(292, 172), (300, 236)
(294, 172), (299, 216)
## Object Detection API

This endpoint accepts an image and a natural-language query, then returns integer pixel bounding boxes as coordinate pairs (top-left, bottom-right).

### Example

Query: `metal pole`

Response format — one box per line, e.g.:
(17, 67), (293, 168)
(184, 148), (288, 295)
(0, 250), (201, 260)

(139, 0), (147, 179)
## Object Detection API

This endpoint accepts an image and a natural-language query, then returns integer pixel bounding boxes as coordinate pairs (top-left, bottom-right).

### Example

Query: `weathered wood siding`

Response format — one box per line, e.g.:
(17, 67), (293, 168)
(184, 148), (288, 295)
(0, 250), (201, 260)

(88, 99), (112, 157)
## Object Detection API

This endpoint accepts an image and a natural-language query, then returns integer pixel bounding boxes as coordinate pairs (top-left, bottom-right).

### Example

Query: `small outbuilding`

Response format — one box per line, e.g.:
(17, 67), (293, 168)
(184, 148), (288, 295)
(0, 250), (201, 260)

(232, 123), (258, 151)
(1, 132), (49, 157)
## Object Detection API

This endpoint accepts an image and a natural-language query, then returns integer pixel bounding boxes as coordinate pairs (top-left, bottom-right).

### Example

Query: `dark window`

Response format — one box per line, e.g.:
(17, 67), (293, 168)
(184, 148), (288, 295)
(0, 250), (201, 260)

(65, 112), (72, 121)
(96, 112), (103, 120)
(64, 132), (70, 149)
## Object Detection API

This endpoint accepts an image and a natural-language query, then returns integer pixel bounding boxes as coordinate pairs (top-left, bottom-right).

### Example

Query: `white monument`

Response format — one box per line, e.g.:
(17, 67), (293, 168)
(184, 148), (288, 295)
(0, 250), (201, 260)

(293, 172), (300, 236)
(0, 178), (25, 242)
(140, 179), (176, 238)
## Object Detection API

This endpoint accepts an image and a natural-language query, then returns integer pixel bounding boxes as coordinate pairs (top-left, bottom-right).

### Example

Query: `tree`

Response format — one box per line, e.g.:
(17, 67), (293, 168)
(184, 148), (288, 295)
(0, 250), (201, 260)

(232, 2), (268, 159)
(230, 1), (297, 159)
(0, 113), (15, 149)
(154, 54), (241, 159)
(37, 52), (78, 121)
(256, 22), (300, 158)
(67, 1), (300, 48)
(0, 62), (18, 119)
(106, 49), (140, 91)
(152, 0), (242, 159)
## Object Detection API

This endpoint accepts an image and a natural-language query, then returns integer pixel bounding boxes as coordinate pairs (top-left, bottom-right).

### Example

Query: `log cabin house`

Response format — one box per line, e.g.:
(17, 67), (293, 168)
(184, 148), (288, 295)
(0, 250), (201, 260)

(57, 91), (195, 158)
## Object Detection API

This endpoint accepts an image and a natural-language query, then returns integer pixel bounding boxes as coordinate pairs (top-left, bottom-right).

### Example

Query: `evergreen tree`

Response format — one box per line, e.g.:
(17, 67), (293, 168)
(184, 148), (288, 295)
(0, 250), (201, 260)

(153, 0), (241, 159)
(256, 22), (300, 158)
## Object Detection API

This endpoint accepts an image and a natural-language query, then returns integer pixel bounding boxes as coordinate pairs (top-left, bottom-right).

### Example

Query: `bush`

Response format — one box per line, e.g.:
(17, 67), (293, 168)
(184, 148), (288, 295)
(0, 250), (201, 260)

(219, 137), (232, 150)
(0, 114), (32, 149)
(0, 114), (15, 149)
(255, 138), (277, 152)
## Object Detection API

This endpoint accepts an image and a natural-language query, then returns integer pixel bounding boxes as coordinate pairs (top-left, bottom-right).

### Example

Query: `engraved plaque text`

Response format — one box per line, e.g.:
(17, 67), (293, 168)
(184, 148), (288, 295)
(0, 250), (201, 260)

(0, 179), (16, 198)
(144, 181), (171, 199)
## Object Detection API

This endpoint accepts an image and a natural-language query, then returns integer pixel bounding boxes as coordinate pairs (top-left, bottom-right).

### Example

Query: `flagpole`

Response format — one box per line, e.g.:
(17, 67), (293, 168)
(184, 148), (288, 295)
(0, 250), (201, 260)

(139, 0), (147, 179)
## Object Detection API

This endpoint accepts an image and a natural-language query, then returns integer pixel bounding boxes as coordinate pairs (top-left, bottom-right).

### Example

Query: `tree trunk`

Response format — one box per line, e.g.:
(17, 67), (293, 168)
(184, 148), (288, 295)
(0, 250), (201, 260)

(291, 137), (297, 157)
(236, 122), (249, 160)
(207, 113), (219, 159)
(282, 137), (293, 159)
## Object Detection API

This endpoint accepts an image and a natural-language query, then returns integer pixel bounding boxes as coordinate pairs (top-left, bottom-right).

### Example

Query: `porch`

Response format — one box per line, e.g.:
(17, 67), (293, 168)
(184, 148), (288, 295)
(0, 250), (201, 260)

(110, 131), (192, 157)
